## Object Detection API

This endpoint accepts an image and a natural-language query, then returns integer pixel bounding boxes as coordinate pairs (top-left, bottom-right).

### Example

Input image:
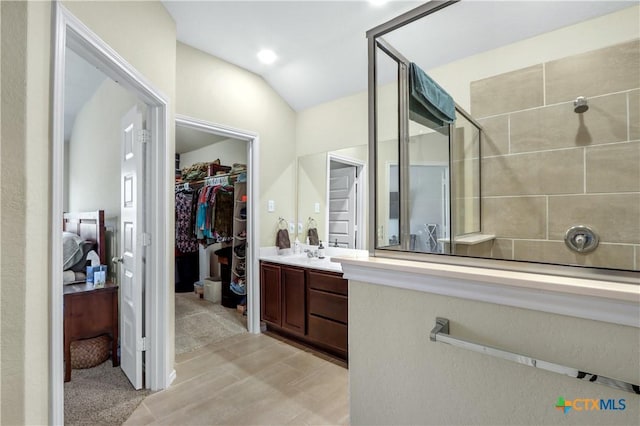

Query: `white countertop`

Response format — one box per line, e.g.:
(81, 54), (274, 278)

(259, 245), (368, 273)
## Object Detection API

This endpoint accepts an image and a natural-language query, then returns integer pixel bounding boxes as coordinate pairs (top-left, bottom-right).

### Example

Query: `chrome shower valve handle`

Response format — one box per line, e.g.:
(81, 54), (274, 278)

(564, 225), (599, 253)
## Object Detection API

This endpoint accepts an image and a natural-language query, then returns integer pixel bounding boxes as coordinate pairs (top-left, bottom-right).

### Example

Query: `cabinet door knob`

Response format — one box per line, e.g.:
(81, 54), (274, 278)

(112, 256), (124, 264)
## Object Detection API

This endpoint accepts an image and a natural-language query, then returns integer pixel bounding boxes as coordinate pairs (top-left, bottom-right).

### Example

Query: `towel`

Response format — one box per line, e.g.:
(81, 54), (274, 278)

(409, 62), (455, 131)
(276, 229), (291, 250)
(307, 227), (319, 245)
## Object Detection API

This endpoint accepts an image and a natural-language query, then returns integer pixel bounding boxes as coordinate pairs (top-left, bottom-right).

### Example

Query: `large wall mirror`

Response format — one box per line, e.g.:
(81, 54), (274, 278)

(369, 1), (640, 275)
(297, 145), (368, 249)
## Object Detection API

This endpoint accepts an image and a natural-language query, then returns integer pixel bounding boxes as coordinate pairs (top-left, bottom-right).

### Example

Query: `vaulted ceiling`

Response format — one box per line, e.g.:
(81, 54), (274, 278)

(163, 1), (635, 111)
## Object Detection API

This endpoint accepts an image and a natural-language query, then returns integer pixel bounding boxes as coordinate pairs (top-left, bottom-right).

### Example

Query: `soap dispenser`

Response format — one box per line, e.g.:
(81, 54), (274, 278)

(318, 240), (325, 259)
(294, 237), (300, 254)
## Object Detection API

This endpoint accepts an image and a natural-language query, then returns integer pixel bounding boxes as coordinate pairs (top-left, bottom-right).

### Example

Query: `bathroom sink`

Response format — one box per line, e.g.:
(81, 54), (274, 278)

(259, 246), (368, 273)
(259, 252), (340, 272)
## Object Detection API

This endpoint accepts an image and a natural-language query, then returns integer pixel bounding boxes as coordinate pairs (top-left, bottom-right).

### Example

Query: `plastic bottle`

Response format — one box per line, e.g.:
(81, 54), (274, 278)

(318, 241), (325, 259)
(294, 237), (300, 254)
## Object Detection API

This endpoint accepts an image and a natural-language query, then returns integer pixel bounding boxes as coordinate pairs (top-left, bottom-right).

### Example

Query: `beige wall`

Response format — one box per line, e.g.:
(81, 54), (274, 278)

(350, 280), (640, 425)
(0, 6), (3, 421)
(68, 79), (142, 218)
(297, 152), (327, 241)
(179, 138), (247, 170)
(1, 2), (51, 424)
(296, 90), (368, 158)
(295, 81), (400, 158)
(0, 1), (176, 423)
(175, 42), (297, 248)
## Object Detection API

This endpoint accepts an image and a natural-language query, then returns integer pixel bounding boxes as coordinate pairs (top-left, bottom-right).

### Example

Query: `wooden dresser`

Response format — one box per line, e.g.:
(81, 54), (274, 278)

(63, 281), (119, 382)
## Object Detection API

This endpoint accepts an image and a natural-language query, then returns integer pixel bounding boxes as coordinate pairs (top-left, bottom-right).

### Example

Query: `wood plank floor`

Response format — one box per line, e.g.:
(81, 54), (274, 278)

(124, 332), (349, 425)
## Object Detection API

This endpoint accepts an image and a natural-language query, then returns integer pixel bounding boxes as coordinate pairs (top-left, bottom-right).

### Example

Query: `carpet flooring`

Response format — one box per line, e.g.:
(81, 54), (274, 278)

(174, 291), (247, 355)
(64, 361), (152, 426)
(64, 291), (246, 425)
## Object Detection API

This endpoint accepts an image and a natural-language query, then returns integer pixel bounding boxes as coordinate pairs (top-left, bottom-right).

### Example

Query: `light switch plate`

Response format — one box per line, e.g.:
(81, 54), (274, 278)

(314, 202), (320, 213)
(289, 222), (295, 233)
(268, 200), (275, 212)
(298, 222), (303, 233)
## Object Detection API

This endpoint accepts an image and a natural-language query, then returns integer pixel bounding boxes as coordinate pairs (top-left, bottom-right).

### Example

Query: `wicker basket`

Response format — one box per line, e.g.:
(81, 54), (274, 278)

(70, 334), (110, 369)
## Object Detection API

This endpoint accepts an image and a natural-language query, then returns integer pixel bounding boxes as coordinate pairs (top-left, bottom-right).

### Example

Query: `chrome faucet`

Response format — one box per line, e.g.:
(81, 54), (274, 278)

(304, 249), (318, 258)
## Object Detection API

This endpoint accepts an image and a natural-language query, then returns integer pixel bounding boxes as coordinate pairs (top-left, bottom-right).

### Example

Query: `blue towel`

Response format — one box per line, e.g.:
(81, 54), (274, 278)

(409, 63), (456, 128)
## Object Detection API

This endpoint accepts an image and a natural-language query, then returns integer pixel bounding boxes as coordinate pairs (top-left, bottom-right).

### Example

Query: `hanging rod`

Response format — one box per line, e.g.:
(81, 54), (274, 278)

(430, 317), (639, 395)
(175, 171), (242, 192)
(205, 174), (230, 187)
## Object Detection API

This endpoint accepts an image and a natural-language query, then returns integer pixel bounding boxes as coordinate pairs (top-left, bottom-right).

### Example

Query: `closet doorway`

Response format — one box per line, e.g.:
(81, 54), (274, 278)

(174, 116), (261, 358)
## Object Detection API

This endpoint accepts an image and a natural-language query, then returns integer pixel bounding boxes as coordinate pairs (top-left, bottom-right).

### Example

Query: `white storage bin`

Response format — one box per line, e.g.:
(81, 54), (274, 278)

(204, 279), (221, 303)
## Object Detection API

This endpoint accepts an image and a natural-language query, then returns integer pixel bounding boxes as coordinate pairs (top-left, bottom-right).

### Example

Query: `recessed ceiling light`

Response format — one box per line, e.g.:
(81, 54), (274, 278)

(369, 0), (388, 6)
(257, 49), (277, 65)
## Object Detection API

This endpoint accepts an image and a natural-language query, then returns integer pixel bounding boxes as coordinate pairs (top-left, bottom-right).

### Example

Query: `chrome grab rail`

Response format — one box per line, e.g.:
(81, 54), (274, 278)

(430, 317), (639, 395)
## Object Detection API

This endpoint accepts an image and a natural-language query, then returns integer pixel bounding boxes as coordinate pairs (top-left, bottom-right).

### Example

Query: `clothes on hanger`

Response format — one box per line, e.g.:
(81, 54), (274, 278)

(175, 179), (235, 248)
(175, 190), (199, 254)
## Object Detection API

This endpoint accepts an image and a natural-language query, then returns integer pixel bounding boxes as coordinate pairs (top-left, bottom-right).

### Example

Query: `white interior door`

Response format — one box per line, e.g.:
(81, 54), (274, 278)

(119, 106), (145, 389)
(329, 165), (357, 248)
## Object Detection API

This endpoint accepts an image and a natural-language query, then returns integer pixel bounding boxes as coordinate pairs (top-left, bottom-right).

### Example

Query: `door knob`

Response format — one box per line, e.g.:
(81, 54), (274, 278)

(112, 256), (124, 264)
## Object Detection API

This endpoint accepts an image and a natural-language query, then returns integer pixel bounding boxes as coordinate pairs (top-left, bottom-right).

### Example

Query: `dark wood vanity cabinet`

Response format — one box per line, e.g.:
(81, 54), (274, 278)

(260, 262), (282, 324)
(260, 262), (305, 336)
(281, 266), (306, 334)
(260, 261), (348, 359)
(307, 270), (348, 355)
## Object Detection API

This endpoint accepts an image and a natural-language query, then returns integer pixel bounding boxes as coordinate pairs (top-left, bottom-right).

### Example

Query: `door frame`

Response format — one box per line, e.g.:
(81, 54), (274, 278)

(175, 115), (261, 335)
(51, 4), (171, 424)
(326, 153), (366, 249)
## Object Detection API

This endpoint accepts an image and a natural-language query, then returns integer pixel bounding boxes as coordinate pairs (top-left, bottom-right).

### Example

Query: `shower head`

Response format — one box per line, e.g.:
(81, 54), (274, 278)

(574, 96), (589, 113)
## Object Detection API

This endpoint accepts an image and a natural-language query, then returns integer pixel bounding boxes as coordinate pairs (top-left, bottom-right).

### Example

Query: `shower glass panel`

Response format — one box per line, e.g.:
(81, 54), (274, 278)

(375, 46), (400, 249)
(372, 37), (479, 255)
(408, 120), (450, 254)
(452, 111), (481, 237)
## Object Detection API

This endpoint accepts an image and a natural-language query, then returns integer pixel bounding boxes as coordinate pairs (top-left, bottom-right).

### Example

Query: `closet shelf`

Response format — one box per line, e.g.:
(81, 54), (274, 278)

(231, 179), (247, 307)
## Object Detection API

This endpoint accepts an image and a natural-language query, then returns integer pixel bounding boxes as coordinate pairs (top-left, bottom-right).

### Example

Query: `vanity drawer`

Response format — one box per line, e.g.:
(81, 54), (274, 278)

(308, 315), (347, 353)
(307, 270), (347, 296)
(309, 289), (347, 324)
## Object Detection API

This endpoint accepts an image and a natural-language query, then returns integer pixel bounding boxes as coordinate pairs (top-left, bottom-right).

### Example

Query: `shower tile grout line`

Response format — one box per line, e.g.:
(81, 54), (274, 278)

(475, 88), (638, 121)
(481, 140), (638, 160)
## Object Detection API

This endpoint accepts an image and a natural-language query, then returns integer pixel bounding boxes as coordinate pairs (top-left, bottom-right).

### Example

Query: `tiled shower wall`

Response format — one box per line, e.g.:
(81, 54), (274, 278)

(468, 39), (640, 270)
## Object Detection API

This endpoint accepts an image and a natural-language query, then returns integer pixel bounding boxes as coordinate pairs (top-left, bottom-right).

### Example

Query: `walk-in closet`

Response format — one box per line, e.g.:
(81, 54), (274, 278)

(174, 124), (249, 355)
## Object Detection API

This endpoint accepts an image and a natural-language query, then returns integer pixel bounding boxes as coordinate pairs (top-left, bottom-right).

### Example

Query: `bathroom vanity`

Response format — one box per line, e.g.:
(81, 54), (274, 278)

(259, 250), (350, 359)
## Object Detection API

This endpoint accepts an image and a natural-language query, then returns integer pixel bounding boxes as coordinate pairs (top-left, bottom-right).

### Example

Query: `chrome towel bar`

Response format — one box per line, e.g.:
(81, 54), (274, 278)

(430, 317), (639, 395)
